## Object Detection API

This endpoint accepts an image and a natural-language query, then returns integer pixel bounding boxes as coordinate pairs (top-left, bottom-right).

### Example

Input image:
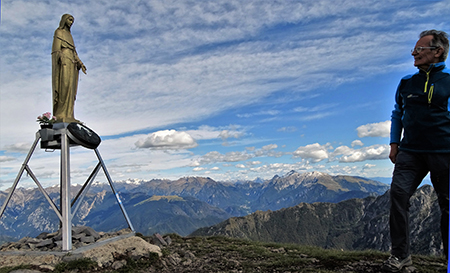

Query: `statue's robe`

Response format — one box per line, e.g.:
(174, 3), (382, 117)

(52, 28), (82, 123)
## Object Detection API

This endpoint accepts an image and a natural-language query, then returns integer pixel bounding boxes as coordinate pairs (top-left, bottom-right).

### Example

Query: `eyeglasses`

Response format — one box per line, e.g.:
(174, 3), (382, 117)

(411, 47), (437, 53)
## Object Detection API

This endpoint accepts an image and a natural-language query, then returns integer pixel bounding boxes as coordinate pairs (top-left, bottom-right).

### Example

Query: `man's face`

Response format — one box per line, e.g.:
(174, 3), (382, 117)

(412, 35), (440, 70)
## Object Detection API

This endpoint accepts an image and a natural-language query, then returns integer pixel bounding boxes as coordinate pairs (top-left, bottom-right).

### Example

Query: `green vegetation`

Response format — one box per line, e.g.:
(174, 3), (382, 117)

(53, 258), (97, 272)
(159, 234), (446, 273)
(0, 264), (33, 273)
(0, 235), (446, 272)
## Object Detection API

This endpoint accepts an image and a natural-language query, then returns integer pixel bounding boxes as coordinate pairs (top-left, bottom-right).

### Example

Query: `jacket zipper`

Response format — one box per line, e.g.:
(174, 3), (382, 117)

(423, 68), (433, 105)
(428, 84), (434, 104)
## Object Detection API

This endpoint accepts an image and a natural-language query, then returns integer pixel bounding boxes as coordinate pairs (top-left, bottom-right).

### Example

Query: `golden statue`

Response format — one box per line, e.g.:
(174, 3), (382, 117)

(52, 14), (87, 123)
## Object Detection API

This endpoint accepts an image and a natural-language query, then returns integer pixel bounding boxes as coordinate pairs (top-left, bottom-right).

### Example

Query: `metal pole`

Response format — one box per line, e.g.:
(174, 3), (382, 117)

(71, 162), (101, 218)
(25, 165), (62, 222)
(60, 130), (72, 251)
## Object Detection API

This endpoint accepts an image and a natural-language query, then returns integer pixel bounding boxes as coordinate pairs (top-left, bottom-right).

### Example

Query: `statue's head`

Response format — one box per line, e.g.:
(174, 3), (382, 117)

(59, 14), (74, 30)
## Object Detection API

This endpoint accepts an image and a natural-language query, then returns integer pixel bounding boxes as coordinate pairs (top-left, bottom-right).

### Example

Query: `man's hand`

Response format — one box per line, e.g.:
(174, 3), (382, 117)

(389, 143), (399, 164)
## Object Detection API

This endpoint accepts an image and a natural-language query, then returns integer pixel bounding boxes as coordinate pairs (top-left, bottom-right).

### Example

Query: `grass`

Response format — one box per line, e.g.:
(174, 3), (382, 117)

(161, 234), (447, 272)
(0, 264), (33, 273)
(0, 234), (447, 272)
(53, 258), (97, 272)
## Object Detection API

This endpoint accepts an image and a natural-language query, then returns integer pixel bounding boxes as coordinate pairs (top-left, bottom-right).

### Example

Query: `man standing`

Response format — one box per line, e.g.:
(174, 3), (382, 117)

(384, 30), (450, 272)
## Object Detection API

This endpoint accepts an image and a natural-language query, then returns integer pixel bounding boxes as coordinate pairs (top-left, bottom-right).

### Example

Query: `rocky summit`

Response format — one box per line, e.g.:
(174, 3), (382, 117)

(0, 230), (163, 271)
(1, 234), (446, 273)
(0, 226), (131, 252)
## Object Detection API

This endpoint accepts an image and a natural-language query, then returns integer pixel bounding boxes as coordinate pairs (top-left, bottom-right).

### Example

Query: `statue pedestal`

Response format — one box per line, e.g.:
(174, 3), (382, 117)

(40, 122), (101, 150)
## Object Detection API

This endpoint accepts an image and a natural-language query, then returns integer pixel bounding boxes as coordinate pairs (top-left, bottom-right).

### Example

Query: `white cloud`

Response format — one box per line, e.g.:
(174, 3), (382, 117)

(247, 161), (261, 166)
(262, 144), (278, 150)
(294, 103), (339, 121)
(363, 163), (376, 170)
(219, 130), (244, 140)
(135, 130), (198, 150)
(357, 121), (391, 138)
(4, 142), (34, 153)
(0, 156), (16, 162)
(293, 142), (390, 164)
(237, 110), (280, 119)
(278, 126), (297, 133)
(196, 151), (253, 164)
(293, 143), (331, 162)
(351, 140), (364, 147)
(338, 145), (389, 163)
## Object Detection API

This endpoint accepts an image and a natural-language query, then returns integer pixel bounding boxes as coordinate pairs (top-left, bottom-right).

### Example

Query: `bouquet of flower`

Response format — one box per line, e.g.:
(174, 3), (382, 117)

(37, 112), (57, 125)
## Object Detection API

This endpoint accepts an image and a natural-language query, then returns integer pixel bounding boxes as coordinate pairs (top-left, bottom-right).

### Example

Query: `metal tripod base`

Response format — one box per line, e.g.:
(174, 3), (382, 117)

(0, 126), (135, 251)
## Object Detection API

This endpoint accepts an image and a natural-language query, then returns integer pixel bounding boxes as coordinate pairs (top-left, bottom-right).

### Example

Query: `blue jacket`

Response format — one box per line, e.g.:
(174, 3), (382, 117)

(390, 62), (450, 152)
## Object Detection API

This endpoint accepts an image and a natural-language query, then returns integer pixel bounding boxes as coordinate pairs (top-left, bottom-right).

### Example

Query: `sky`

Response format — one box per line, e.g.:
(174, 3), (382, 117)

(0, 0), (448, 190)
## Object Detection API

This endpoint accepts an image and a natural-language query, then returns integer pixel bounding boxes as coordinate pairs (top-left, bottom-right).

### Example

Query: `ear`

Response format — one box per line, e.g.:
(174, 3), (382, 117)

(434, 47), (444, 59)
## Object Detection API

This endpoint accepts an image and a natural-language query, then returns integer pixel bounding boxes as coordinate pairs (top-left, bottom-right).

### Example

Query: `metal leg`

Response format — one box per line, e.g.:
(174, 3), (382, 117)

(25, 165), (62, 221)
(95, 149), (135, 232)
(71, 162), (101, 218)
(60, 132), (72, 251)
(0, 133), (40, 219)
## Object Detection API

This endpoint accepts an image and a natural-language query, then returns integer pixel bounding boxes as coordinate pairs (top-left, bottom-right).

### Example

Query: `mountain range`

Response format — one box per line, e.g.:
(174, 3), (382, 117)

(0, 170), (413, 253)
(192, 184), (443, 256)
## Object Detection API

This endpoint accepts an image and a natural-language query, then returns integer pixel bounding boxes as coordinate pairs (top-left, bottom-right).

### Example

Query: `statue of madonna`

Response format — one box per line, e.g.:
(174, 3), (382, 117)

(52, 14), (87, 123)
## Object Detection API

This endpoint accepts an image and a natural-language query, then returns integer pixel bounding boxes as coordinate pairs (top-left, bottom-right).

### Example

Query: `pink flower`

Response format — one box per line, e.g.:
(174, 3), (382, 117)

(37, 112), (57, 125)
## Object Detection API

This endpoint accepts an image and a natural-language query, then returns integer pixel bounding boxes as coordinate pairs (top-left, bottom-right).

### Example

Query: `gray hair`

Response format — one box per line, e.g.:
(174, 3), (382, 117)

(420, 29), (449, 62)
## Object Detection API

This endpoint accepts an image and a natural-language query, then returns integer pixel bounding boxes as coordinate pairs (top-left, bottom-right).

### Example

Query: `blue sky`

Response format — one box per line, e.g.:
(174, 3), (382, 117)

(0, 0), (448, 190)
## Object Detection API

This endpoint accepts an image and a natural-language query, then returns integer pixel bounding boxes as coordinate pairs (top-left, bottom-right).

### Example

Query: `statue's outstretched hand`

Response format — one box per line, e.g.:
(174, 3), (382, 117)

(81, 64), (87, 74)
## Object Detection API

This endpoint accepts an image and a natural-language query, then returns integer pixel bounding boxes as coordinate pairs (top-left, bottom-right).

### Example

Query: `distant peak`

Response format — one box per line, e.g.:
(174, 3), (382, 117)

(306, 171), (325, 177)
(283, 170), (325, 178)
(285, 170), (297, 177)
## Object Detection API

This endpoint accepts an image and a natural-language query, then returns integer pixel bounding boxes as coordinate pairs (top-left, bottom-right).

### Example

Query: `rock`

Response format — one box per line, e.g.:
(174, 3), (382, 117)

(9, 269), (41, 273)
(111, 260), (127, 270)
(62, 253), (84, 263)
(36, 238), (53, 248)
(167, 253), (182, 265)
(24, 238), (40, 245)
(271, 247), (285, 253)
(0, 253), (60, 267)
(39, 264), (55, 271)
(403, 266), (417, 273)
(72, 226), (100, 240)
(80, 236), (161, 267)
(46, 230), (61, 240)
(36, 232), (49, 240)
(154, 233), (168, 246)
(18, 237), (31, 244)
(164, 235), (172, 245)
(80, 236), (95, 244)
(0, 226), (134, 253)
(0, 227), (149, 269)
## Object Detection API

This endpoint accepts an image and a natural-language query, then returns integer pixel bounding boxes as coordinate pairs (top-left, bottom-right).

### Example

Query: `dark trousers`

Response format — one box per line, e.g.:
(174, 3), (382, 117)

(390, 151), (449, 258)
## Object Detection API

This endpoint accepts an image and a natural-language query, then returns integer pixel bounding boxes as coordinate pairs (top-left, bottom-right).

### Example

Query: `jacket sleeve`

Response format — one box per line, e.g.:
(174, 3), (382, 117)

(390, 82), (403, 144)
